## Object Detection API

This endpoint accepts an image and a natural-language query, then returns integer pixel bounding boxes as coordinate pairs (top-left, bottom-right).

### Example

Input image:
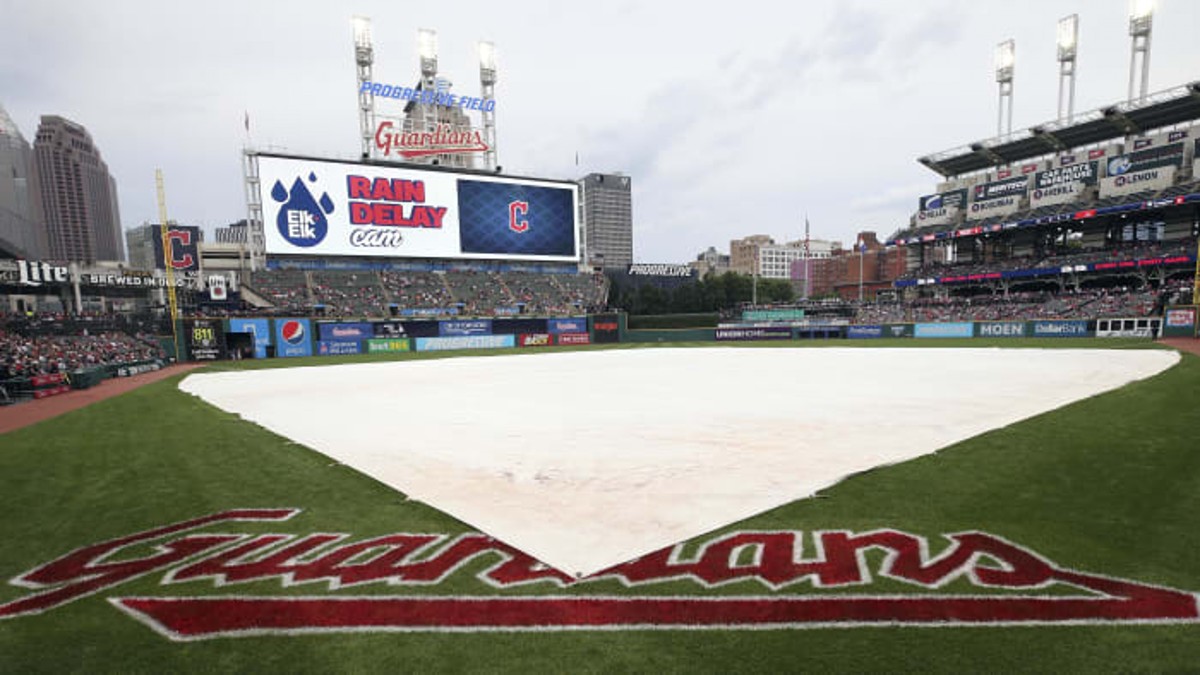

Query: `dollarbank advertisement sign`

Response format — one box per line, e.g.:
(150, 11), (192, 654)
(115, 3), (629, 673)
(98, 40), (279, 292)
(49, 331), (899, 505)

(258, 154), (579, 262)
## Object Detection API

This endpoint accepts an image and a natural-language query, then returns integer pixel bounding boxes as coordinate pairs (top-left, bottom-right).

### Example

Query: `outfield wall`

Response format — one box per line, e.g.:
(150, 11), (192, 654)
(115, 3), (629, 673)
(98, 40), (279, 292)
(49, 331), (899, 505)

(196, 312), (1180, 362)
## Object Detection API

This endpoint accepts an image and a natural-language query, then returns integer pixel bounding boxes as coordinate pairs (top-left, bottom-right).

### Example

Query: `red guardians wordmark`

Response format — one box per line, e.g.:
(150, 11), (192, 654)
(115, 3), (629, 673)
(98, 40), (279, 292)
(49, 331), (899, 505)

(1, 509), (1196, 640)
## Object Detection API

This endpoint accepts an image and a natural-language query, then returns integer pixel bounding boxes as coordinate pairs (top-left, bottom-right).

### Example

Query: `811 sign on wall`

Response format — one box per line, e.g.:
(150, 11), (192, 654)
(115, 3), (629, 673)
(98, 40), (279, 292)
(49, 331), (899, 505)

(257, 154), (579, 263)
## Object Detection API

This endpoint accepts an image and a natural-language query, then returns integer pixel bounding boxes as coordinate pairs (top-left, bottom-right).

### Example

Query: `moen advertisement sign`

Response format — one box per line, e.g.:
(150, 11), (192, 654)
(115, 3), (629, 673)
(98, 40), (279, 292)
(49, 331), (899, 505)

(975, 321), (1026, 338)
(258, 154), (579, 262)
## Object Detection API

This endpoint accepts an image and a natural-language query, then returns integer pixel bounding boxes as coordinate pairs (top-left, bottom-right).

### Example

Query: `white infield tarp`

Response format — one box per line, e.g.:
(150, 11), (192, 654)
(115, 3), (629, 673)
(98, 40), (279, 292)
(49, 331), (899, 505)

(180, 347), (1178, 577)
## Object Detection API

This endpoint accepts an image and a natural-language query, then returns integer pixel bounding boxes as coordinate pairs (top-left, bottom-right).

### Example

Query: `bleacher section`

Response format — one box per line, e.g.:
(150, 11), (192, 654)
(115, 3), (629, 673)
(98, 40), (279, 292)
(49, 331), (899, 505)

(849, 284), (1174, 325)
(245, 269), (607, 318)
(310, 271), (387, 317)
(248, 270), (311, 313)
(379, 271), (456, 314)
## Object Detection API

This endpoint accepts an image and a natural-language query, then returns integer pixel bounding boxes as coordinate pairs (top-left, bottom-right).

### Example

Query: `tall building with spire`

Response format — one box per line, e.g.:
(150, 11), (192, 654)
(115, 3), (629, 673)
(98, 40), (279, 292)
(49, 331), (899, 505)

(29, 115), (124, 262)
(0, 104), (44, 258)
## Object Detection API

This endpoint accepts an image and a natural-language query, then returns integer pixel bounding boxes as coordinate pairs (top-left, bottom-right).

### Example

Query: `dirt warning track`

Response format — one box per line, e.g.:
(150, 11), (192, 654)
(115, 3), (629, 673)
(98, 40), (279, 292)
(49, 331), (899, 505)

(0, 363), (204, 435)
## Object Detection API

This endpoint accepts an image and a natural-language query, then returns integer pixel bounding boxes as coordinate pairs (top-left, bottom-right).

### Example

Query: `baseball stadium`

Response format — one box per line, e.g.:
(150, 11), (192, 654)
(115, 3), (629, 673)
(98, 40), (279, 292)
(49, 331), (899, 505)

(3, 5), (1200, 673)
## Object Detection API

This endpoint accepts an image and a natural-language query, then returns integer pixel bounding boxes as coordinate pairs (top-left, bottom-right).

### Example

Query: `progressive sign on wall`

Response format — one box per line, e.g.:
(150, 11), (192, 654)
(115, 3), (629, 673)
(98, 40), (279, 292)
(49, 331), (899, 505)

(258, 154), (579, 262)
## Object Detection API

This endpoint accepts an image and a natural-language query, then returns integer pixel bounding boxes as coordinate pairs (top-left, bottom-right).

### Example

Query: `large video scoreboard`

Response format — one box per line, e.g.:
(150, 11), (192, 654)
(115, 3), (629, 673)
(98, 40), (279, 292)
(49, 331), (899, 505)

(258, 154), (579, 263)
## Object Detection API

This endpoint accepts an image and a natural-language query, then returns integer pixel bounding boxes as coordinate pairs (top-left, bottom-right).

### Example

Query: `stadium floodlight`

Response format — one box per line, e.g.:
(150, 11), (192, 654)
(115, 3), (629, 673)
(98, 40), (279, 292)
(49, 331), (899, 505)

(994, 40), (1015, 136)
(994, 40), (1015, 81)
(478, 40), (497, 83)
(352, 15), (372, 48)
(1057, 15), (1078, 60)
(418, 28), (438, 78)
(479, 40), (499, 171)
(1128, 0), (1154, 103)
(1057, 15), (1078, 123)
(352, 16), (375, 160)
(1130, 0), (1155, 23)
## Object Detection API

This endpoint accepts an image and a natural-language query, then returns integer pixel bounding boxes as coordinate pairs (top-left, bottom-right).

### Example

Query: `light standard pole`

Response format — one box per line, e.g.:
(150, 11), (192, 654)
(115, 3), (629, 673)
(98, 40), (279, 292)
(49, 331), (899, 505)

(1128, 0), (1154, 104)
(1057, 15), (1078, 123)
(995, 40), (1015, 137)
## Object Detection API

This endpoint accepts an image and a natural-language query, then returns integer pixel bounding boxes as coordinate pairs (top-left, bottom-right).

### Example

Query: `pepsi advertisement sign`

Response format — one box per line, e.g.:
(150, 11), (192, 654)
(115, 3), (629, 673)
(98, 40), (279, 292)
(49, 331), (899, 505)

(548, 317), (587, 334)
(258, 154), (579, 263)
(274, 318), (313, 358)
(318, 322), (373, 341)
(439, 319), (492, 337)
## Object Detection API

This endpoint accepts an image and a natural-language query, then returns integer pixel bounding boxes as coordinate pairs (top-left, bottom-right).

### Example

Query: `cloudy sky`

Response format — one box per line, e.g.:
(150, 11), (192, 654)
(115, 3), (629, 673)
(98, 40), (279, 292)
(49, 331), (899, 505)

(3, 0), (1199, 263)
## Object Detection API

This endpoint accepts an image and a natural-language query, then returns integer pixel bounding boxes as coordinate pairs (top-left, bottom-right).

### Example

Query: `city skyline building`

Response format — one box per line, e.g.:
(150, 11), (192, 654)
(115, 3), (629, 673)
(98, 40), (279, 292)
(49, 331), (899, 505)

(0, 104), (44, 258)
(30, 115), (124, 263)
(579, 172), (633, 270)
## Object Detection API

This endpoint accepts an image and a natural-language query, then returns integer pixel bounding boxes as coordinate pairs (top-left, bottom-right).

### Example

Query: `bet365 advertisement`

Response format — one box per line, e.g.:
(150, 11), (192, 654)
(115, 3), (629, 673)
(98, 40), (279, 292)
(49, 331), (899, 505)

(258, 154), (579, 262)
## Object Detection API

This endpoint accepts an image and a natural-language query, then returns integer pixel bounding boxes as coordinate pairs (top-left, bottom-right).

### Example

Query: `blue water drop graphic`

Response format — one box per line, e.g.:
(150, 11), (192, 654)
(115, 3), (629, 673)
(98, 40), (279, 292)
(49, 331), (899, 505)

(319, 193), (335, 214)
(275, 177), (328, 247)
(309, 172), (317, 182)
(270, 180), (287, 203)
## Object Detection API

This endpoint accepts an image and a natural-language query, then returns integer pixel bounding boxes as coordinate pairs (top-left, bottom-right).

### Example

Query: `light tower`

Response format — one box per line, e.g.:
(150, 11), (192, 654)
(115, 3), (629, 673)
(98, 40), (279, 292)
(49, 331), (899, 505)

(1056, 15), (1078, 123)
(479, 40), (498, 172)
(1128, 0), (1154, 104)
(417, 28), (438, 136)
(995, 39), (1015, 137)
(353, 16), (375, 159)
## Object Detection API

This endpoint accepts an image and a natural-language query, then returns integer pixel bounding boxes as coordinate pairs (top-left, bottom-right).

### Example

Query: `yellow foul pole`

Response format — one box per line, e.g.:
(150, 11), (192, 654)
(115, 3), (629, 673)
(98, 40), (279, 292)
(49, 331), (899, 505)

(156, 170), (181, 360)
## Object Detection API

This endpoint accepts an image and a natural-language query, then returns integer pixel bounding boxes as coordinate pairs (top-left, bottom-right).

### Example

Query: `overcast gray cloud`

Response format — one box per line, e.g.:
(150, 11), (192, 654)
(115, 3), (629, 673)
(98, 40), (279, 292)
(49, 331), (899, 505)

(2, 0), (1198, 262)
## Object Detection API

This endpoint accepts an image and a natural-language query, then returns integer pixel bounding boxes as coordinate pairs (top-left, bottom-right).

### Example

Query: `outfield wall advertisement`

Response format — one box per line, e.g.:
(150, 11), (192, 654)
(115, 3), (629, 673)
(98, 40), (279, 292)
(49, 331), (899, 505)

(975, 321), (1026, 338)
(258, 154), (579, 262)
(415, 335), (516, 351)
(366, 338), (410, 353)
(1031, 320), (1090, 337)
(914, 322), (973, 338)
(317, 340), (363, 356)
(846, 325), (883, 339)
(274, 318), (314, 357)
(185, 318), (226, 361)
(714, 327), (792, 341)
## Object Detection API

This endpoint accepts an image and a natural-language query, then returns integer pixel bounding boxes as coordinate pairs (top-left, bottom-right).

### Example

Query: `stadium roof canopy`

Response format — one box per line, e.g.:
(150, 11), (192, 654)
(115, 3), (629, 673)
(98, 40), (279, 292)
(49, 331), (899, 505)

(918, 81), (1200, 178)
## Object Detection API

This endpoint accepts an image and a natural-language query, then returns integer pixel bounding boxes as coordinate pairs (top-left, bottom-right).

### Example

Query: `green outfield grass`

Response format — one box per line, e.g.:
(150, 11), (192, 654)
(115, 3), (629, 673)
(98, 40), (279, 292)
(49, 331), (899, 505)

(1, 339), (1198, 673)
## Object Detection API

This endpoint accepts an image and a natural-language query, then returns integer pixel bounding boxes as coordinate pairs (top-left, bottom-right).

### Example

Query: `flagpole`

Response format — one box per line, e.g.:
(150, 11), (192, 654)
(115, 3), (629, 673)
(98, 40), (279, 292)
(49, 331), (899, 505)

(857, 237), (865, 303)
(803, 215), (811, 300)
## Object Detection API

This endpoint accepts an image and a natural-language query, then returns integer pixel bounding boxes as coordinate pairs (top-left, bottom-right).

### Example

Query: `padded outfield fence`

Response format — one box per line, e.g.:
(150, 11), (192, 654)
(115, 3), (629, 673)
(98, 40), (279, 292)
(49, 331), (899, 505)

(174, 308), (1198, 363)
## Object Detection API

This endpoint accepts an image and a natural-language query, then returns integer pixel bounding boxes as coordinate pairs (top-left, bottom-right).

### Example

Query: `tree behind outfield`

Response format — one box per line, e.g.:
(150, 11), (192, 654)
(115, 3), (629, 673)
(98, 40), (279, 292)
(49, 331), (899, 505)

(609, 272), (793, 315)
